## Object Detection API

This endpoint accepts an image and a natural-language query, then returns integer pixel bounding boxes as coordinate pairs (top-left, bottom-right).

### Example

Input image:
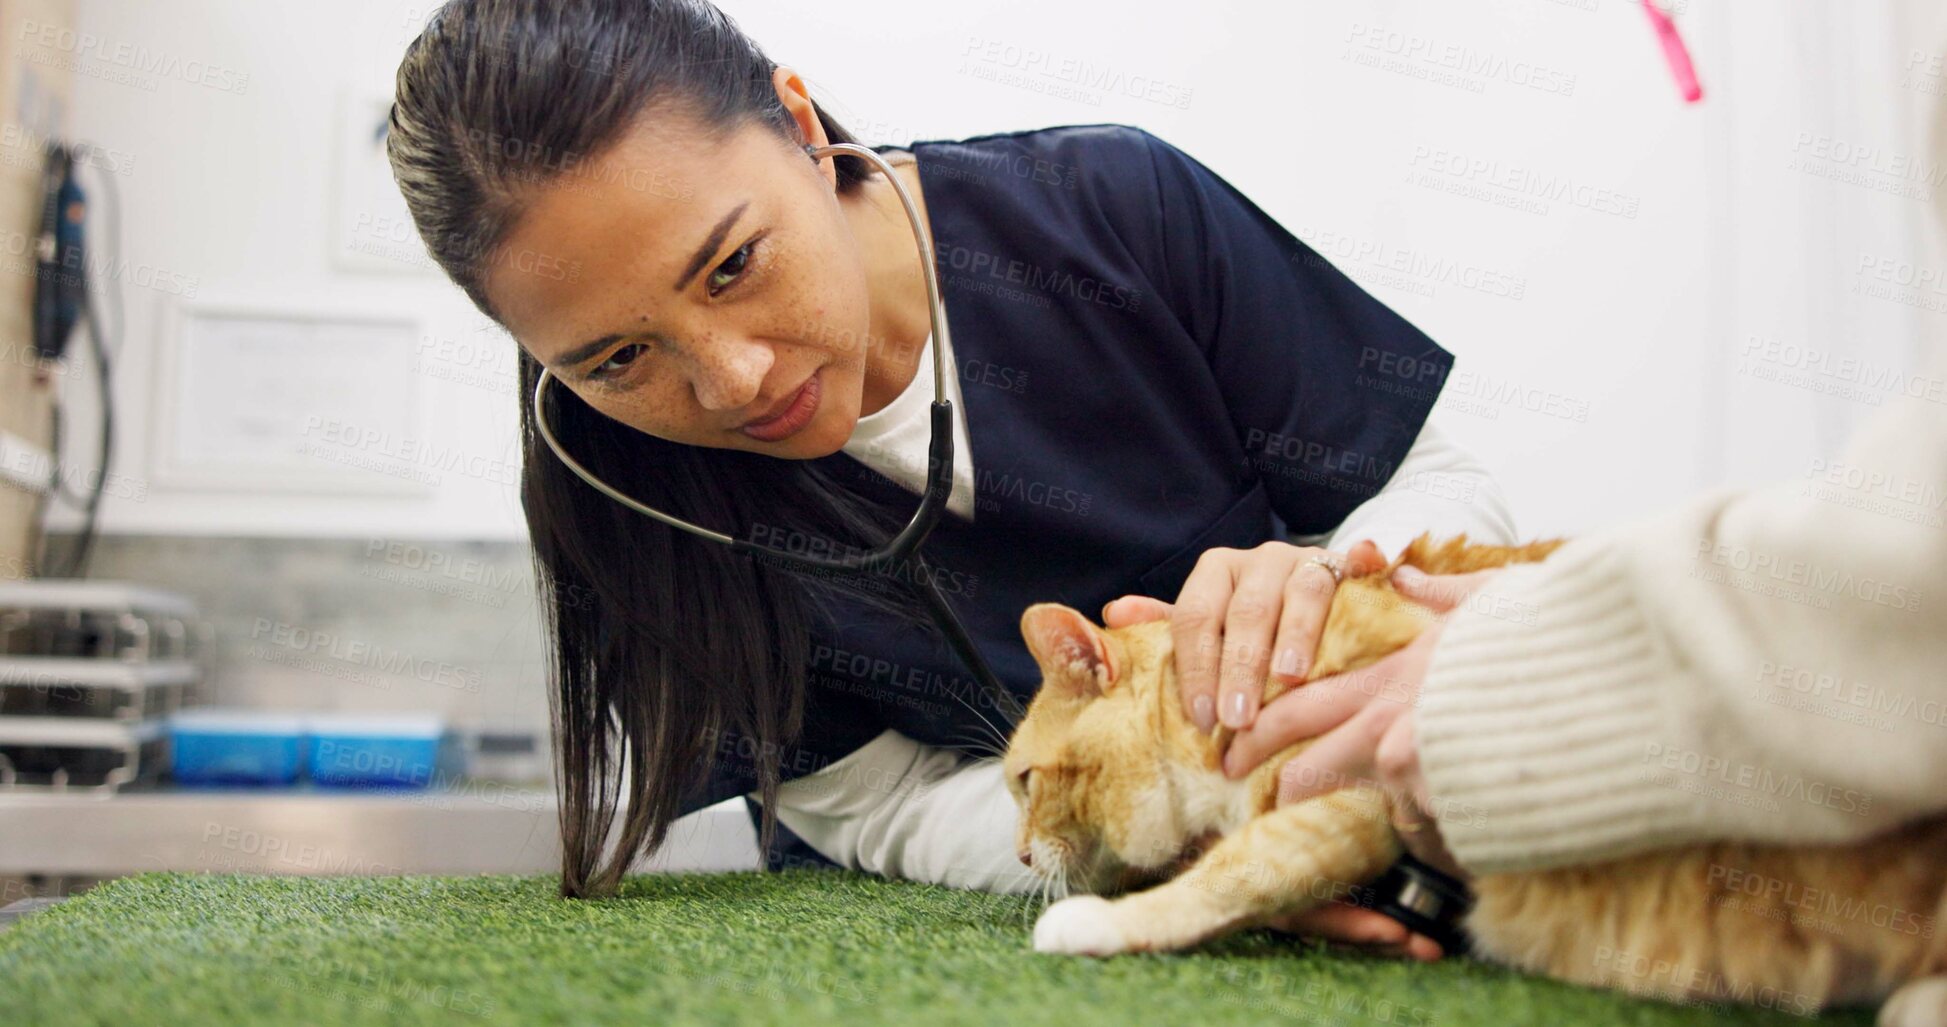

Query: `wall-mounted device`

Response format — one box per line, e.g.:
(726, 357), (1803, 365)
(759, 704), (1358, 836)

(28, 139), (119, 580)
(33, 143), (87, 363)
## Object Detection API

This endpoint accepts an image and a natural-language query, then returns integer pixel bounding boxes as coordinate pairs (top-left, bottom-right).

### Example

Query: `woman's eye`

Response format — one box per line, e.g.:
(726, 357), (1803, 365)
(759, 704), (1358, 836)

(594, 343), (647, 378)
(706, 239), (759, 296)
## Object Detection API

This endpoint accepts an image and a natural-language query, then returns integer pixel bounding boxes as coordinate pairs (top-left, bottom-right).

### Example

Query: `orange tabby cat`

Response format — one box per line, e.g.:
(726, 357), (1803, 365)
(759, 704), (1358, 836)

(1008, 534), (1947, 1025)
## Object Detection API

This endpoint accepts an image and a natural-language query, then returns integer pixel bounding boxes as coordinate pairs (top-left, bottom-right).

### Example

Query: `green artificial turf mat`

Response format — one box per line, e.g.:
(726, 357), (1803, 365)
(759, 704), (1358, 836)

(0, 870), (1875, 1026)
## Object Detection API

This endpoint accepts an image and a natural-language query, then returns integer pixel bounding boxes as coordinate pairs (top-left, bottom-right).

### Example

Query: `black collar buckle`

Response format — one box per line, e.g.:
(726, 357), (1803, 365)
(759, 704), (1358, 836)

(1353, 852), (1474, 957)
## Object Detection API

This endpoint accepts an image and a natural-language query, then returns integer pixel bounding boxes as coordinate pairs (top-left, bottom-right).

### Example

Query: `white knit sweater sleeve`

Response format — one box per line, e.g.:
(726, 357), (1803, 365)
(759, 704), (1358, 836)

(1416, 372), (1947, 875)
(749, 729), (1042, 894)
(1288, 414), (1520, 557)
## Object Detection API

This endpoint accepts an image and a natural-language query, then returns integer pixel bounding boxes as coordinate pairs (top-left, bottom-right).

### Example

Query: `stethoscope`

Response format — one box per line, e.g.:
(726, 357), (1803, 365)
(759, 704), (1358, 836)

(528, 139), (1474, 955)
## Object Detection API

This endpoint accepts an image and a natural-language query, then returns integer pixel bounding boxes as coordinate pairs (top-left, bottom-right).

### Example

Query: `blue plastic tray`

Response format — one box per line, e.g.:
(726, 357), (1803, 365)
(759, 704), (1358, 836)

(169, 710), (306, 786)
(305, 714), (447, 789)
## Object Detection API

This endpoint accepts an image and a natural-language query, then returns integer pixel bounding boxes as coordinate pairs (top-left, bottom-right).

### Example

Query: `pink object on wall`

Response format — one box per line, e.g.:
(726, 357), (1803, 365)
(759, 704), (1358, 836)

(1643, 0), (1704, 103)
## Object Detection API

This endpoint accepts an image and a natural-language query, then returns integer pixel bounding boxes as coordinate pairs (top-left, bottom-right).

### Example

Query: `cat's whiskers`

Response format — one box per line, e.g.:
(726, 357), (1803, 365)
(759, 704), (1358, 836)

(1019, 867), (1054, 931)
(948, 687), (1021, 755)
(921, 664), (1023, 761)
(943, 725), (1007, 760)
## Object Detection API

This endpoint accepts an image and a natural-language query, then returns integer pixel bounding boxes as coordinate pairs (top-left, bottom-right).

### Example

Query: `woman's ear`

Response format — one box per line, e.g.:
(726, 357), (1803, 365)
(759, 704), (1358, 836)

(1019, 603), (1121, 698)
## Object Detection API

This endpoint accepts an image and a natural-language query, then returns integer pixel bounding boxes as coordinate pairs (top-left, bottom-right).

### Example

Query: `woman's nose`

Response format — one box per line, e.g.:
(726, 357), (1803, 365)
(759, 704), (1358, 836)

(683, 337), (775, 411)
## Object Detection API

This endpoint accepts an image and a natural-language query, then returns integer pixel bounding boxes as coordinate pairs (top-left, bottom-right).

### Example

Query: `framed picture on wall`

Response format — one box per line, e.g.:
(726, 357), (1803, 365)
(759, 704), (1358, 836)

(148, 297), (429, 495)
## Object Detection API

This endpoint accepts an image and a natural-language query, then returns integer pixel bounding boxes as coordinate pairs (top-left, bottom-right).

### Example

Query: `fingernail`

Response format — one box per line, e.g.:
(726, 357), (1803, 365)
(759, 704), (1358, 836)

(1221, 752), (1239, 778)
(1393, 566), (1426, 590)
(1221, 690), (1251, 729)
(1274, 647), (1303, 680)
(1191, 694), (1216, 732)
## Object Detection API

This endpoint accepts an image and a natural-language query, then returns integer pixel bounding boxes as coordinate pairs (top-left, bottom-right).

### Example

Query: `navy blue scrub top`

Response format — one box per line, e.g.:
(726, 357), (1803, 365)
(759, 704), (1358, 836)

(673, 123), (1456, 867)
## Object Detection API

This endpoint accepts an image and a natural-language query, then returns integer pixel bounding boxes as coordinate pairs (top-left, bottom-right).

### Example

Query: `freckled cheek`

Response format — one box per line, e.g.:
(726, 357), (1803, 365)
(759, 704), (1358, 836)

(597, 394), (672, 438)
(773, 240), (862, 345)
(776, 278), (828, 339)
(578, 374), (691, 436)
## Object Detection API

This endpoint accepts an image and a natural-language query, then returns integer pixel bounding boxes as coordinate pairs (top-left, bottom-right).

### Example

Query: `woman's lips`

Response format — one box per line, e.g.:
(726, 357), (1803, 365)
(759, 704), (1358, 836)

(738, 369), (822, 442)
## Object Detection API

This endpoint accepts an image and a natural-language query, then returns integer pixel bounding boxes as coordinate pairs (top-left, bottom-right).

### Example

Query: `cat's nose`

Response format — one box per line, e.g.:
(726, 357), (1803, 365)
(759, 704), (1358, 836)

(1018, 848), (1033, 867)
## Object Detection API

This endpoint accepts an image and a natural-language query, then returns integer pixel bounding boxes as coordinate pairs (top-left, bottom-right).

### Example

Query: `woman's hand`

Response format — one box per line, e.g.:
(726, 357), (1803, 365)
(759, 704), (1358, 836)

(1222, 566), (1505, 881)
(1102, 540), (1388, 734)
(1104, 539), (1438, 960)
(1231, 622), (1464, 878)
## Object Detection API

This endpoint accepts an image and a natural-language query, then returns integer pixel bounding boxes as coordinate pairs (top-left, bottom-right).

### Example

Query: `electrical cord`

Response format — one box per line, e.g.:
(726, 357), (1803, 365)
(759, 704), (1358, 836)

(28, 145), (119, 580)
(51, 307), (113, 578)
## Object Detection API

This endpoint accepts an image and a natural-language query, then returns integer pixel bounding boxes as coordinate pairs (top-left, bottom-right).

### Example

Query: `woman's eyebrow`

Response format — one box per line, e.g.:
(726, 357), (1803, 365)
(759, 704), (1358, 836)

(671, 200), (749, 293)
(548, 200), (750, 374)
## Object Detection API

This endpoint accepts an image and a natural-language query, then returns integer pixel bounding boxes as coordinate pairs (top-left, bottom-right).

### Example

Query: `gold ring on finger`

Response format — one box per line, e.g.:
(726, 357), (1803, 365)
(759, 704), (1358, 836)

(1302, 554), (1344, 584)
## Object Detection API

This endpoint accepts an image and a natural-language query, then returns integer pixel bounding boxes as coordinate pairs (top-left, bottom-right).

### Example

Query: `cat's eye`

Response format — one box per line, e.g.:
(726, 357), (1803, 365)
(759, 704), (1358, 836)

(1016, 767), (1033, 792)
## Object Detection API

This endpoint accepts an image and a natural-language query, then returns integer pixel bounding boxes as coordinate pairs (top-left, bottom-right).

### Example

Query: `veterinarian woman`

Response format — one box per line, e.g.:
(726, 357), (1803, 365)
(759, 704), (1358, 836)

(386, 0), (1515, 955)
(1215, 97), (1947, 969)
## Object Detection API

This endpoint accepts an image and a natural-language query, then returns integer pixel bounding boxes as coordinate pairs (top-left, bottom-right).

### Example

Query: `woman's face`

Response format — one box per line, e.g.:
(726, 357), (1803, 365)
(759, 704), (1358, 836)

(484, 83), (878, 459)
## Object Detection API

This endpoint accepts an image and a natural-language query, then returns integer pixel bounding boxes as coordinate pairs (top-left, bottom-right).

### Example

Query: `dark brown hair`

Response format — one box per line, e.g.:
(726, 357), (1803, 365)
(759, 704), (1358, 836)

(387, 0), (929, 898)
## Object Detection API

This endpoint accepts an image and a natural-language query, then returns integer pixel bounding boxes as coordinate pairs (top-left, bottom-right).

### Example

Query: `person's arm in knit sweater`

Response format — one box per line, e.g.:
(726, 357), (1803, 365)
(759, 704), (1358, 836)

(1227, 356), (1947, 877)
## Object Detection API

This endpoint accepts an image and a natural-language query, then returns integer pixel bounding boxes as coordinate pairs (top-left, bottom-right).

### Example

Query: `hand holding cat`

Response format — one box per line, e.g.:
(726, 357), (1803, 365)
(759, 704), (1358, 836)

(1221, 565), (1506, 882)
(1101, 540), (1439, 960)
(1101, 540), (1389, 737)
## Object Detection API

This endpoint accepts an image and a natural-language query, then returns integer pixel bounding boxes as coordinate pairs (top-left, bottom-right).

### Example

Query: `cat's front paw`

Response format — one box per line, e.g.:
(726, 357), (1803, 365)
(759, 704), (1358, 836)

(1033, 895), (1128, 956)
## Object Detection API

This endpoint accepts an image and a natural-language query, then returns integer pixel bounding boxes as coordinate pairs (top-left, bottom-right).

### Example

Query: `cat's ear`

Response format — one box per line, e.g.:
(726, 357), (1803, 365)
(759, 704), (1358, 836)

(1019, 603), (1121, 698)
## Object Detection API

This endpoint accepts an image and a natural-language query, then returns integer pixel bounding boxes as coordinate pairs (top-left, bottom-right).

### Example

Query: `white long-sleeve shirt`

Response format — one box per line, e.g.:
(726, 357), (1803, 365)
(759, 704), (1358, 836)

(1416, 347), (1947, 874)
(750, 322), (1519, 891)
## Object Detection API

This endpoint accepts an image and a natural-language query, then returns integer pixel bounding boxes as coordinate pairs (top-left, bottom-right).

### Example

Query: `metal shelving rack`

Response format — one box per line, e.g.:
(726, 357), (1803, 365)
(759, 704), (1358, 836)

(0, 580), (213, 792)
(0, 583), (762, 881)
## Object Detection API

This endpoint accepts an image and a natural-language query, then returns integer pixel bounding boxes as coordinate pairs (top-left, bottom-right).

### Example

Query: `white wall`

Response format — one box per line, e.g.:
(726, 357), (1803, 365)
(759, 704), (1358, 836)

(48, 0), (1947, 541)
